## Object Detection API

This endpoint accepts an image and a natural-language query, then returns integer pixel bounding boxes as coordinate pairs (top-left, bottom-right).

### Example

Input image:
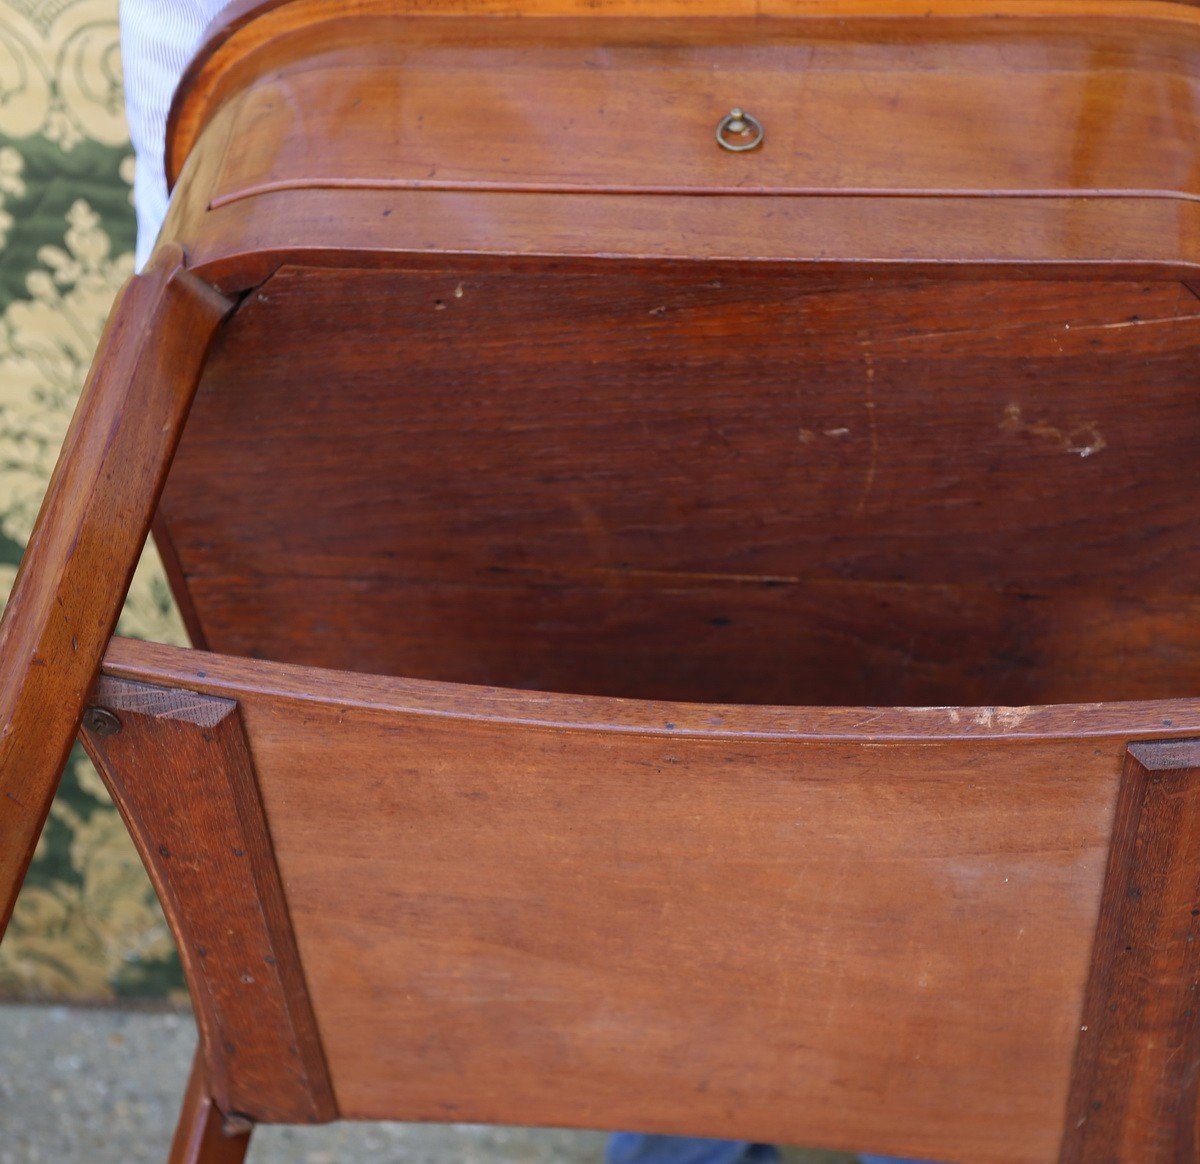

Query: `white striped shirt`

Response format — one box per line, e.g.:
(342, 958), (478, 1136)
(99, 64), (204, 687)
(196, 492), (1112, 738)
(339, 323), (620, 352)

(121, 0), (237, 268)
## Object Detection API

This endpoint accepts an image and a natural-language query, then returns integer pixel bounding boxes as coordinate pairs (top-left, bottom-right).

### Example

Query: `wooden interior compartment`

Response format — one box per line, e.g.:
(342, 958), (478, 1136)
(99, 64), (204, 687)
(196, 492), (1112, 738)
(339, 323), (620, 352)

(156, 260), (1200, 706)
(93, 637), (1171, 1164)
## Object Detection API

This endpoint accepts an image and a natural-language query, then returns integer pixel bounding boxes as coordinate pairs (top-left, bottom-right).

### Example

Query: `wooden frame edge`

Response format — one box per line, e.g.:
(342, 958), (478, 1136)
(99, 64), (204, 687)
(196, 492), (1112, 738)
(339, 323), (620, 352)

(81, 674), (338, 1125)
(1059, 739), (1200, 1161)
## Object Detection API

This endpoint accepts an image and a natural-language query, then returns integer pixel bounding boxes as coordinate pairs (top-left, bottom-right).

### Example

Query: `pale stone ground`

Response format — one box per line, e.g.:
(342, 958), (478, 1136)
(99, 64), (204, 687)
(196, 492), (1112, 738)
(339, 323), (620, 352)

(0, 1005), (857, 1164)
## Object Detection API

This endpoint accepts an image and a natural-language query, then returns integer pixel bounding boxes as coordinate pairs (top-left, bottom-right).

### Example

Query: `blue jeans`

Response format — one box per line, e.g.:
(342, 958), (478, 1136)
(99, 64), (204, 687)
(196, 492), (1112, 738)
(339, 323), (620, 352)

(606, 1135), (940, 1164)
(606, 1138), (780, 1164)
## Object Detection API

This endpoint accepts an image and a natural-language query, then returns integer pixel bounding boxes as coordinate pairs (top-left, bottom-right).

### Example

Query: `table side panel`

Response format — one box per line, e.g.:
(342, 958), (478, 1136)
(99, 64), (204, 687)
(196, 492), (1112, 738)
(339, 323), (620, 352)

(239, 690), (1123, 1163)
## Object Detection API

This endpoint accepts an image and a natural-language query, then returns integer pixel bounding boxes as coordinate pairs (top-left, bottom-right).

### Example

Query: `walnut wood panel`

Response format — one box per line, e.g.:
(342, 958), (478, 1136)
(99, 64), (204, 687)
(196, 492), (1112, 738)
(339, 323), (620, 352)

(98, 635), (1200, 739)
(80, 674), (336, 1125)
(170, 0), (1200, 186)
(153, 512), (211, 651)
(154, 2), (1200, 289)
(208, 17), (1200, 204)
(170, 187), (1200, 296)
(157, 264), (1200, 705)
(182, 576), (1200, 707)
(0, 246), (232, 937)
(95, 635), (1200, 1163)
(1060, 739), (1200, 1163)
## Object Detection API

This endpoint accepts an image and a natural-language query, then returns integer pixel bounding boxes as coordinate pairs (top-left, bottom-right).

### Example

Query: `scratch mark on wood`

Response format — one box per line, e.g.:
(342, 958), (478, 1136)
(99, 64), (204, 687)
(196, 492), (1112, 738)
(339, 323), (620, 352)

(856, 348), (879, 516)
(1001, 403), (1106, 458)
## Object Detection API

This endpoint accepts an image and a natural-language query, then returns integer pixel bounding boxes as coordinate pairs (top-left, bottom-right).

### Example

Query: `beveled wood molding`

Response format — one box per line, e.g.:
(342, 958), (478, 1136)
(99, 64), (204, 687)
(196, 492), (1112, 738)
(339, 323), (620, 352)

(94, 636), (1200, 743)
(81, 674), (337, 1125)
(1060, 739), (1200, 1162)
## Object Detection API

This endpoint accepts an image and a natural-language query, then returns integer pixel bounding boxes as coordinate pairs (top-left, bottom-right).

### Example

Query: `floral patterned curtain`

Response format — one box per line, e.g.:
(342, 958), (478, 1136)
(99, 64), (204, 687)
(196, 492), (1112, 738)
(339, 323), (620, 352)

(0, 0), (185, 1000)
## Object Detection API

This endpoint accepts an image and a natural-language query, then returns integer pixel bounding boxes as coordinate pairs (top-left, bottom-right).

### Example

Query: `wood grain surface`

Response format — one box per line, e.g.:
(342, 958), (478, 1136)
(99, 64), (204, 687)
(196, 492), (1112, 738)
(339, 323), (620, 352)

(0, 246), (232, 937)
(1060, 739), (1200, 1162)
(205, 17), (1200, 203)
(168, 1052), (253, 1164)
(157, 2), (1200, 288)
(96, 635), (1200, 1163)
(170, 0), (1200, 184)
(81, 673), (336, 1125)
(8, 4), (1196, 1156)
(158, 264), (1200, 707)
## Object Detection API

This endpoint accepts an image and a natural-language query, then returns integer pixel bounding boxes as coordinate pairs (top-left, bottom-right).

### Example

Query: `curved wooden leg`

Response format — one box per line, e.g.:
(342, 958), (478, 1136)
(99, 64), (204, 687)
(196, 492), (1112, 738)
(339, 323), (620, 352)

(170, 1050), (253, 1164)
(0, 244), (234, 935)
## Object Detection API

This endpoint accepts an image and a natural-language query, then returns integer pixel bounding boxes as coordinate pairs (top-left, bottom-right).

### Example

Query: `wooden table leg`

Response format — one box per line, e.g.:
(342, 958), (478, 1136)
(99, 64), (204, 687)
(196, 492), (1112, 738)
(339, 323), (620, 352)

(0, 243), (233, 935)
(170, 1050), (253, 1164)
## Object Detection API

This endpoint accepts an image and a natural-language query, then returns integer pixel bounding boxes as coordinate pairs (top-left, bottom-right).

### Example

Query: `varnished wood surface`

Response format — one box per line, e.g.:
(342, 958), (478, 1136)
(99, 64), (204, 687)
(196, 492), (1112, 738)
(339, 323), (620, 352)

(168, 185), (1200, 296)
(95, 634), (1200, 1163)
(168, 1052), (253, 1164)
(81, 674), (336, 1125)
(158, 264), (1200, 707)
(172, 0), (1200, 181)
(97, 635), (1200, 740)
(1060, 740), (1200, 1162)
(206, 18), (1200, 203)
(7, 5), (1196, 1156)
(0, 246), (232, 937)
(154, 1), (1200, 289)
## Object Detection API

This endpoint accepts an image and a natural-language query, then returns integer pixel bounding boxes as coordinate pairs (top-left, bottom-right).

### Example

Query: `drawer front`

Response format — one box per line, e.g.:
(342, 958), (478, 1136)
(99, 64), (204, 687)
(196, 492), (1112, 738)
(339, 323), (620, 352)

(209, 13), (1200, 206)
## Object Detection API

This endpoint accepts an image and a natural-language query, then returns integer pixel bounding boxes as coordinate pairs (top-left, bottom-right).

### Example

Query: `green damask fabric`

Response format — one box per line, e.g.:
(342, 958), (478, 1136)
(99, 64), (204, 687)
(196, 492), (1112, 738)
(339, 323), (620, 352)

(0, 0), (186, 999)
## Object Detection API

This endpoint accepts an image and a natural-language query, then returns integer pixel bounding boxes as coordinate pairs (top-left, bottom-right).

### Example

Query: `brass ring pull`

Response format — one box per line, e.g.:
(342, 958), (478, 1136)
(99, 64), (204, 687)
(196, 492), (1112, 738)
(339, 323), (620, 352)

(716, 107), (764, 152)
